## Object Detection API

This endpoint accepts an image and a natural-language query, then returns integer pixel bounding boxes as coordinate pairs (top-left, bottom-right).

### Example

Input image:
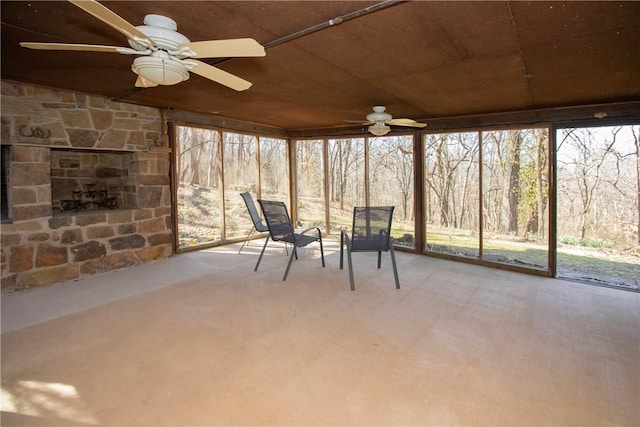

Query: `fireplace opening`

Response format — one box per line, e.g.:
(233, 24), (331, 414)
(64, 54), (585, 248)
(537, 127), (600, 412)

(51, 149), (137, 213)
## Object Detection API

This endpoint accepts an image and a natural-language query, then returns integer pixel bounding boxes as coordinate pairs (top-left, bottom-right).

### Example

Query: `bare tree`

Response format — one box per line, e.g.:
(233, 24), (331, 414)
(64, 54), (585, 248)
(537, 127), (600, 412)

(206, 132), (221, 189)
(558, 128), (618, 240)
(260, 137), (288, 196)
(329, 139), (362, 210)
(370, 136), (413, 220)
(178, 127), (210, 185)
(425, 134), (476, 228)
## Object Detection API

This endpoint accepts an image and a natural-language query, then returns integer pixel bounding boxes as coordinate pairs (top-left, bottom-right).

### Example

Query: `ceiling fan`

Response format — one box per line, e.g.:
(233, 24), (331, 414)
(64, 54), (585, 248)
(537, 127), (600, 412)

(19, 0), (266, 91)
(352, 106), (427, 136)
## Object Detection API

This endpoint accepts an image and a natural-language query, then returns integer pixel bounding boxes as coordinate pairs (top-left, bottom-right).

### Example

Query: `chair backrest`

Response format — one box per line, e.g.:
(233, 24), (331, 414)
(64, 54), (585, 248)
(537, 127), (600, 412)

(350, 206), (395, 252)
(258, 200), (296, 243)
(240, 192), (268, 232)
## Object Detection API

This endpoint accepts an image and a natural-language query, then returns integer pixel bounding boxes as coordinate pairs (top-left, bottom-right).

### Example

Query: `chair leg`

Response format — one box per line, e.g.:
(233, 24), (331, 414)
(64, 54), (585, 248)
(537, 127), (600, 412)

(346, 248), (355, 291)
(319, 237), (325, 268)
(377, 251), (382, 268)
(283, 246), (298, 281)
(254, 236), (270, 272)
(389, 244), (400, 289)
(340, 232), (344, 269)
(238, 226), (256, 254)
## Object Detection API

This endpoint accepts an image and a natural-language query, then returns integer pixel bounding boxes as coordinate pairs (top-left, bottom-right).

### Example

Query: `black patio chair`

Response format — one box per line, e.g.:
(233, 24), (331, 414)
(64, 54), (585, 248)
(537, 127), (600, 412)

(255, 199), (325, 281)
(238, 192), (270, 254)
(340, 206), (400, 291)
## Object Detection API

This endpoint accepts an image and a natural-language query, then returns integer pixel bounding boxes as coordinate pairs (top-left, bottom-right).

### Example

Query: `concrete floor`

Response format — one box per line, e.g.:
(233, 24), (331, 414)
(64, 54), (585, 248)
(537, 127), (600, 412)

(1, 240), (639, 426)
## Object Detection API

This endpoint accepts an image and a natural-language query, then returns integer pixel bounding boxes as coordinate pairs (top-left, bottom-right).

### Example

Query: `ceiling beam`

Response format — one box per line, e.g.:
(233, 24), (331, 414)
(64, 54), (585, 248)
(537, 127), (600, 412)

(171, 101), (640, 140)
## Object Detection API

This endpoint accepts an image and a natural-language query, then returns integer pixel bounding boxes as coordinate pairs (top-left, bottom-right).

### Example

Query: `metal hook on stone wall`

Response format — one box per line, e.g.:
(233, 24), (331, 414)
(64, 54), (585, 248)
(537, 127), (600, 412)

(19, 125), (51, 138)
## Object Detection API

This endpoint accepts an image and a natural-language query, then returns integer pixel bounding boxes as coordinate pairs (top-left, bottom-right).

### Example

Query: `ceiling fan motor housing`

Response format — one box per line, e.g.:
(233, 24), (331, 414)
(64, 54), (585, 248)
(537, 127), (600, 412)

(366, 106), (392, 123)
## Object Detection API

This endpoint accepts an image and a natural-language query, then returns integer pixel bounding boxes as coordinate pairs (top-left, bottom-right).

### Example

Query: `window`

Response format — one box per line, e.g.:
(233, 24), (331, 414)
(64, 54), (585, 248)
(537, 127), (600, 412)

(327, 138), (365, 234)
(174, 125), (288, 250)
(424, 131), (480, 257)
(223, 132), (258, 241)
(425, 127), (551, 273)
(556, 125), (639, 290)
(293, 135), (414, 246)
(369, 135), (415, 248)
(296, 139), (325, 229)
(481, 128), (549, 270)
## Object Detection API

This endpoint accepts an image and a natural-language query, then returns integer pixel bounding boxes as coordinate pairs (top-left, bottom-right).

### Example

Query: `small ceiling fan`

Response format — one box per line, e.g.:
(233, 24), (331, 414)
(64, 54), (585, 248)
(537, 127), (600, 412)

(351, 106), (427, 136)
(19, 0), (266, 91)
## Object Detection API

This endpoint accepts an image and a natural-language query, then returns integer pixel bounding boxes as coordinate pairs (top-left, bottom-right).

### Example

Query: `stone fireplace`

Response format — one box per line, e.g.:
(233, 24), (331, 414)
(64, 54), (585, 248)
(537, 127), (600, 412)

(1, 81), (173, 293)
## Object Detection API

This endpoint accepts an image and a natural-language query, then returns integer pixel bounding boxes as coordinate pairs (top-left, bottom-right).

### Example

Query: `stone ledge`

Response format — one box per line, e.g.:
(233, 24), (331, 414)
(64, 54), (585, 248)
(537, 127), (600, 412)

(19, 265), (80, 287)
(80, 251), (137, 275)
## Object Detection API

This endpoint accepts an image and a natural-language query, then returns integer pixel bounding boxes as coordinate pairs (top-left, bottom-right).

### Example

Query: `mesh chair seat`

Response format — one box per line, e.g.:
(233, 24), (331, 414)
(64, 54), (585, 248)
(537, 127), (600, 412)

(351, 236), (389, 251)
(292, 234), (321, 247)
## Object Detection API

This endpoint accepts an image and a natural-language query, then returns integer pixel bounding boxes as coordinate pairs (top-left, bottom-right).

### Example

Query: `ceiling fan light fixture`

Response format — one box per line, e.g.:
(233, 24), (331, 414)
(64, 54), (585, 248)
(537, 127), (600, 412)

(132, 56), (189, 85)
(368, 122), (391, 136)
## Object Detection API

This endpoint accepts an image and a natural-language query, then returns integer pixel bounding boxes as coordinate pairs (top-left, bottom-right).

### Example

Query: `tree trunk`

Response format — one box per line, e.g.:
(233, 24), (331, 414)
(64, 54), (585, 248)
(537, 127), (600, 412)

(190, 145), (202, 186)
(535, 129), (547, 237)
(501, 130), (521, 233)
(339, 140), (347, 210)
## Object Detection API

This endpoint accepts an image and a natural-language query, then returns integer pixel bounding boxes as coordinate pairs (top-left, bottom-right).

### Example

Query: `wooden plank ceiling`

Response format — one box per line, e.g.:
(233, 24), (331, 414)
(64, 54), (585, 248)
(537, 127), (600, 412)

(2, 1), (639, 132)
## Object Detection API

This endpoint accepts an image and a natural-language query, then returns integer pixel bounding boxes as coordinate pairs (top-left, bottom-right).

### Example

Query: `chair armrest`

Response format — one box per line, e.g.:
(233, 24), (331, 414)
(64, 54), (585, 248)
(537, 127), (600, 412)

(293, 226), (322, 247)
(299, 226), (322, 239)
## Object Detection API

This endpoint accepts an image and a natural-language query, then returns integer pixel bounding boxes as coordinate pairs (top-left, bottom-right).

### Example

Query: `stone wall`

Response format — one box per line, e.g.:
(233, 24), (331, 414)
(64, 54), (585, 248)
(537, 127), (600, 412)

(0, 81), (173, 293)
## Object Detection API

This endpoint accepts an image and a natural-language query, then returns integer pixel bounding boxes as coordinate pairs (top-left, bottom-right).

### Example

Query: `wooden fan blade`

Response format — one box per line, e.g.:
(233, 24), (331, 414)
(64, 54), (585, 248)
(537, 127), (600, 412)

(135, 76), (158, 88)
(20, 42), (129, 53)
(187, 60), (252, 91)
(69, 0), (156, 48)
(178, 39), (265, 58)
(344, 120), (374, 124)
(387, 118), (427, 128)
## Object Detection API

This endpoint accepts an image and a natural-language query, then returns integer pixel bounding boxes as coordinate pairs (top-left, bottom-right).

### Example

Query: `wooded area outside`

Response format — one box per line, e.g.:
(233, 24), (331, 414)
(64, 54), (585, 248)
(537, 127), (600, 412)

(295, 136), (415, 245)
(556, 126), (639, 289)
(175, 123), (638, 290)
(424, 128), (550, 271)
(175, 125), (288, 248)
